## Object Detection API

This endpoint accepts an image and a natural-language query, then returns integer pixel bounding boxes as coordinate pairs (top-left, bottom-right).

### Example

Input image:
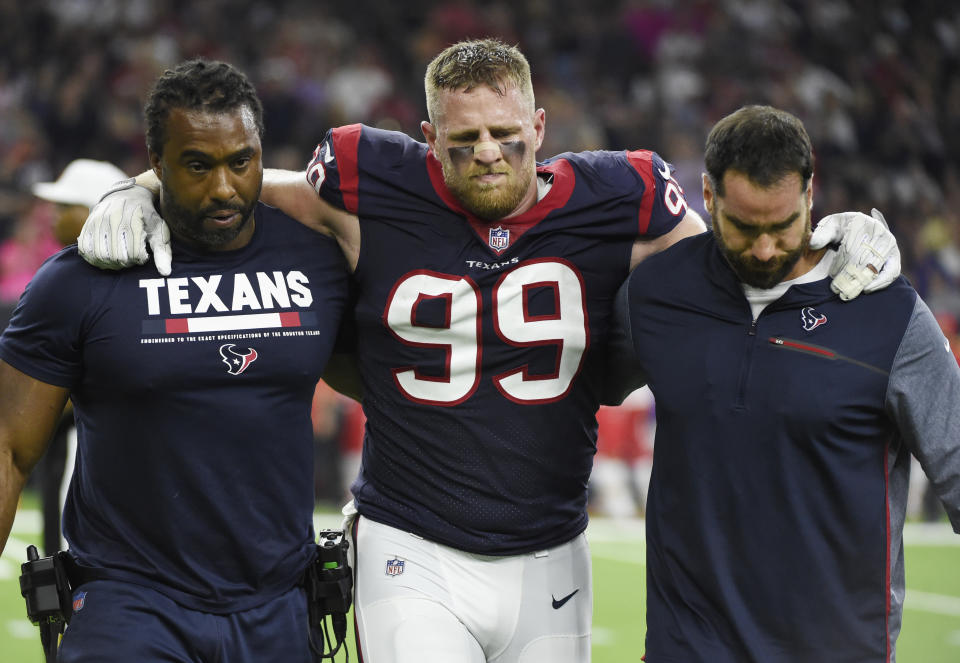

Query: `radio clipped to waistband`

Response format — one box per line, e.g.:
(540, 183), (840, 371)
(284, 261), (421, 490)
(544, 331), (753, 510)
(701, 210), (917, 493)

(304, 529), (354, 660)
(20, 545), (74, 663)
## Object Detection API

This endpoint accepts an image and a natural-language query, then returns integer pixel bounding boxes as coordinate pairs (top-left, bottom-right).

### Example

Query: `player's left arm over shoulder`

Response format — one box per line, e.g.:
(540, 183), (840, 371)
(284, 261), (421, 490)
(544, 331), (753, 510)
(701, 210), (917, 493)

(629, 209), (707, 270)
(622, 150), (707, 271)
(0, 360), (70, 555)
(886, 296), (960, 532)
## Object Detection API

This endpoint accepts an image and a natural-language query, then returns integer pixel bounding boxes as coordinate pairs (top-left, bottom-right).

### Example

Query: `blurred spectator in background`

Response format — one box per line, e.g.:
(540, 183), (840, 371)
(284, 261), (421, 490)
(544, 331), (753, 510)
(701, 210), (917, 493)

(26, 158), (128, 555)
(31, 159), (127, 245)
(0, 202), (60, 322)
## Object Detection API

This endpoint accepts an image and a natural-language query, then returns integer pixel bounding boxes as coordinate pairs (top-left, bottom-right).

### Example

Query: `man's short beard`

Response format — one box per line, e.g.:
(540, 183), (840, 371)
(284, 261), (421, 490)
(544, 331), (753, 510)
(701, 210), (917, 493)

(716, 209), (811, 289)
(720, 244), (805, 289)
(160, 179), (260, 250)
(442, 159), (534, 221)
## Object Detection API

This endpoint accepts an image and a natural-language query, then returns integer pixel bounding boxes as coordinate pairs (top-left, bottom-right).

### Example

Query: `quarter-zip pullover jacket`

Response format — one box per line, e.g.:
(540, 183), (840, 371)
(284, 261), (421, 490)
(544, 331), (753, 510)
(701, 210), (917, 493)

(607, 232), (960, 662)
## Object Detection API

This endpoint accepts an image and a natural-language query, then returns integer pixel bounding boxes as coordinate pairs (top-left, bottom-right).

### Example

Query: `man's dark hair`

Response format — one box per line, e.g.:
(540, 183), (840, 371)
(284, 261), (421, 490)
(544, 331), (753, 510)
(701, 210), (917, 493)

(704, 105), (814, 196)
(144, 58), (264, 156)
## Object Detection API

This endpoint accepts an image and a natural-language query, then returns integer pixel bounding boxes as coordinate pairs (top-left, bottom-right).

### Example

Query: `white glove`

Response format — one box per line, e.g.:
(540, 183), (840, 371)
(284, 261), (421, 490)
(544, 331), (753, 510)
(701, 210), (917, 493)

(809, 208), (900, 301)
(77, 179), (172, 276)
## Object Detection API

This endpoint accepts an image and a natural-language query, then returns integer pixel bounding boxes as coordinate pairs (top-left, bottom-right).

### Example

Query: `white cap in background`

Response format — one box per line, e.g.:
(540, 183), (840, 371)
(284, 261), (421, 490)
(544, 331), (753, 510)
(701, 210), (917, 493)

(32, 159), (128, 208)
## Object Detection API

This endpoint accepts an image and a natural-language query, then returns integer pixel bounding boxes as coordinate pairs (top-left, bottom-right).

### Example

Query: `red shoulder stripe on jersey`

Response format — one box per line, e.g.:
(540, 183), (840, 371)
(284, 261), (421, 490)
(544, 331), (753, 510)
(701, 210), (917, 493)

(332, 124), (363, 214)
(625, 150), (657, 236)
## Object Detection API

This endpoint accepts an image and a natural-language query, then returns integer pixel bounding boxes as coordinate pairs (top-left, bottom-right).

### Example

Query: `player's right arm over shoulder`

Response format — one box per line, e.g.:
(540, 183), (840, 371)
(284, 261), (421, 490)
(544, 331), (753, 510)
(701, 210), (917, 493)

(261, 169), (360, 272)
(0, 360), (69, 555)
(77, 168), (361, 274)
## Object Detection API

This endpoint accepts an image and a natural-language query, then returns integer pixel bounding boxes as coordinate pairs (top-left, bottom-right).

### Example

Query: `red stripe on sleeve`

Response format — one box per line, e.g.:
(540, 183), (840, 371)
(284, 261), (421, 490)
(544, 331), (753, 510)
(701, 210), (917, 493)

(333, 124), (364, 214)
(625, 150), (657, 235)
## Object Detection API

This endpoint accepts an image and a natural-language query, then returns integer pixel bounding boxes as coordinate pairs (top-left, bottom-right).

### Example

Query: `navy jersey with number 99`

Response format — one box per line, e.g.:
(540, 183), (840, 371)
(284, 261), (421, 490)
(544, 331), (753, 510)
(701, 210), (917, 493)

(308, 125), (686, 554)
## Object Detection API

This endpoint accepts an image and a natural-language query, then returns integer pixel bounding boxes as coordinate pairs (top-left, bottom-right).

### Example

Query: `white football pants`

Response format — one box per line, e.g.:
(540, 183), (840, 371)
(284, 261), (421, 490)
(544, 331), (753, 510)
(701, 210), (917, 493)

(350, 514), (592, 663)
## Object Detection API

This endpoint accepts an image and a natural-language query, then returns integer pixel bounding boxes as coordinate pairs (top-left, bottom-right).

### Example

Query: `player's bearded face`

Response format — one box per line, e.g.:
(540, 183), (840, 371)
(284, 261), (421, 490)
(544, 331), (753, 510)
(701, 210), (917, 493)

(428, 83), (543, 221)
(717, 214), (810, 289)
(161, 177), (260, 250)
(708, 171), (813, 289)
(153, 107), (263, 252)
(439, 139), (536, 221)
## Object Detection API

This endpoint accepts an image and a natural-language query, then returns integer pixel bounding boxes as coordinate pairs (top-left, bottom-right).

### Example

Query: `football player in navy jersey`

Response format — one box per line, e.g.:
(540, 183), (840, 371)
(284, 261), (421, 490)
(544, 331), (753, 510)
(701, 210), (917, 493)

(76, 41), (900, 662)
(0, 60), (349, 662)
(607, 105), (960, 663)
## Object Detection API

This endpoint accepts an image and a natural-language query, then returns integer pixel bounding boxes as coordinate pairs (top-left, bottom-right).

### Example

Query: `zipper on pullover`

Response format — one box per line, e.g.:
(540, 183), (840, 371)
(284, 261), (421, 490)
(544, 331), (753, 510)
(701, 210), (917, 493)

(734, 319), (760, 409)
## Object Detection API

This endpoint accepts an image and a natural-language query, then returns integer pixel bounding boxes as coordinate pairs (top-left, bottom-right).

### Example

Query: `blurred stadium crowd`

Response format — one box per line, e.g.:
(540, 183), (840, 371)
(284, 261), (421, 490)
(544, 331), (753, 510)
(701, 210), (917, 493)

(0, 0), (957, 512)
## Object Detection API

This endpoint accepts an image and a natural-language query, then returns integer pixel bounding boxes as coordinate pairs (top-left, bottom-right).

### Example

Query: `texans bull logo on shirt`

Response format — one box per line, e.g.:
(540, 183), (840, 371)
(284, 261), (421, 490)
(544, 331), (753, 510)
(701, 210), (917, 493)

(219, 344), (258, 375)
(801, 306), (828, 332)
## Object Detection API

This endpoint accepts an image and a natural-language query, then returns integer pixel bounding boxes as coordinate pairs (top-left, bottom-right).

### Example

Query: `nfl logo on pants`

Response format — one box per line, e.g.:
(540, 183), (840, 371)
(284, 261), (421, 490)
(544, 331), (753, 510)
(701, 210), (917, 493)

(385, 558), (405, 576)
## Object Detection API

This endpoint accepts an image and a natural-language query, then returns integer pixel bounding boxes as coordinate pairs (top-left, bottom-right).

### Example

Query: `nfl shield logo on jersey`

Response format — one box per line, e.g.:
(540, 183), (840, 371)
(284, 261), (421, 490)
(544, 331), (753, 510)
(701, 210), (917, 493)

(385, 557), (405, 577)
(488, 226), (510, 251)
(72, 591), (87, 612)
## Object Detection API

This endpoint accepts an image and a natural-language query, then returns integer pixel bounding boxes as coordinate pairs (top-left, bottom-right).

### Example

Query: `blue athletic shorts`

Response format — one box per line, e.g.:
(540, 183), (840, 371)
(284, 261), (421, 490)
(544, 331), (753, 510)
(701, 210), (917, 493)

(57, 579), (314, 662)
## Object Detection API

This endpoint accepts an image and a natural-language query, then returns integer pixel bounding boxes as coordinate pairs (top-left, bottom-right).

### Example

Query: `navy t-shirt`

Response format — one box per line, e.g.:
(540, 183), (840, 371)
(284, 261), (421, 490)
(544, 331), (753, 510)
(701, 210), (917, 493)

(0, 202), (348, 612)
(306, 125), (687, 553)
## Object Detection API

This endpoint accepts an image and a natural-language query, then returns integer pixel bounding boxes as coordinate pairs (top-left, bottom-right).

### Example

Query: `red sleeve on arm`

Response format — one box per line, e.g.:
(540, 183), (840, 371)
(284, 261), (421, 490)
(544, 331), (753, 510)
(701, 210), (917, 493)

(625, 150), (657, 235)
(332, 124), (363, 215)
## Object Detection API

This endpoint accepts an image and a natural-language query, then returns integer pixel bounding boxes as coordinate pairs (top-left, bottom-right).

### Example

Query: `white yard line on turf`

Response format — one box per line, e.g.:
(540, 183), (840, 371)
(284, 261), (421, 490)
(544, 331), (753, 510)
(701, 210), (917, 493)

(905, 591), (960, 617)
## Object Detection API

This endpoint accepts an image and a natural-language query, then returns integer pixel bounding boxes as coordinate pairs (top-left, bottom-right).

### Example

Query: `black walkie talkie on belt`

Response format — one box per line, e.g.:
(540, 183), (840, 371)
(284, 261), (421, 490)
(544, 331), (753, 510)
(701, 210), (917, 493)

(20, 545), (73, 663)
(304, 529), (354, 661)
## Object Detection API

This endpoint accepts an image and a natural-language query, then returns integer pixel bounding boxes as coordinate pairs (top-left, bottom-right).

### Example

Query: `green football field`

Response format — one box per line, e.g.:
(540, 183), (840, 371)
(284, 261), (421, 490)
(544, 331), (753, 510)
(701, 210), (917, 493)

(2, 500), (958, 662)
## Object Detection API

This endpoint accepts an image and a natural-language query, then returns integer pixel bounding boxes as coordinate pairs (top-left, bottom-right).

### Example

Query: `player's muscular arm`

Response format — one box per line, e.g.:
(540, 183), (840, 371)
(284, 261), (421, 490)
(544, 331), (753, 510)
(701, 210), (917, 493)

(262, 169), (361, 272)
(0, 361), (70, 555)
(629, 209), (707, 270)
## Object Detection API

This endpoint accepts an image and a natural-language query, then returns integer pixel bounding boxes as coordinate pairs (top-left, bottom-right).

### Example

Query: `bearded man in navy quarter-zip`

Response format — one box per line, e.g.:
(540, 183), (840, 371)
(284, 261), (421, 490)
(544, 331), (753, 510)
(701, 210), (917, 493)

(608, 105), (960, 663)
